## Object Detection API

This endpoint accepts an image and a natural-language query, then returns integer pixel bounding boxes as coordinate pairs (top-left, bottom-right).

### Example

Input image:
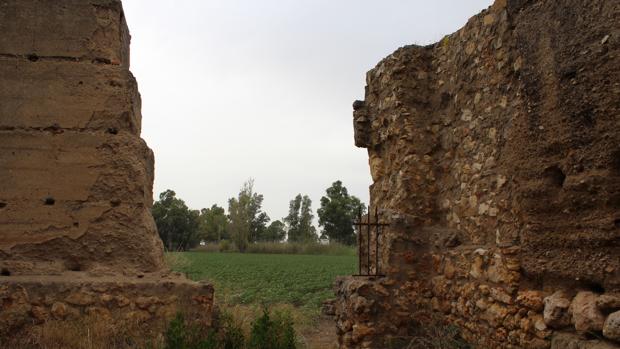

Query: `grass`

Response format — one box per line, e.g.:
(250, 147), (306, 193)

(8, 309), (299, 349)
(169, 251), (356, 348)
(5, 251), (352, 349)
(170, 252), (356, 315)
(4, 314), (165, 349)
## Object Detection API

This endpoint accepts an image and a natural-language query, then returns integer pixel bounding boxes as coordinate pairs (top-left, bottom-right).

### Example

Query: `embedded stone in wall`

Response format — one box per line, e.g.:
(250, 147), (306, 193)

(544, 291), (572, 329)
(605, 312), (620, 342)
(336, 0), (620, 347)
(571, 292), (606, 333)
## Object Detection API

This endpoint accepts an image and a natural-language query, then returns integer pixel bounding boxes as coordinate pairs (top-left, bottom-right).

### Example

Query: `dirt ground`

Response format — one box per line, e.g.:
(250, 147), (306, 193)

(299, 316), (338, 349)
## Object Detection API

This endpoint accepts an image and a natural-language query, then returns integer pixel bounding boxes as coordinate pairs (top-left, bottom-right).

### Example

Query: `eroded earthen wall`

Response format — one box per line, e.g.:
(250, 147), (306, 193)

(336, 0), (620, 348)
(0, 0), (213, 338)
(0, 0), (164, 276)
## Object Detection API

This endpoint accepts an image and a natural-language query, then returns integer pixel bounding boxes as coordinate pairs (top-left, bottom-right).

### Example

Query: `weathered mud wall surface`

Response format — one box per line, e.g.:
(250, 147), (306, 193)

(0, 0), (163, 276)
(336, 0), (620, 348)
(0, 0), (213, 337)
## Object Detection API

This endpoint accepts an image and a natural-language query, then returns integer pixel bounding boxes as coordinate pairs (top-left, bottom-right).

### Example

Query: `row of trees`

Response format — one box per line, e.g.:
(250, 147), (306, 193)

(152, 180), (365, 251)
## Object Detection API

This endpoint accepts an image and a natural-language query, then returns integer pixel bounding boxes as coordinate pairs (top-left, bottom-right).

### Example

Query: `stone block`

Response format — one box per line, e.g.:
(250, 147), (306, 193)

(517, 290), (544, 312)
(598, 294), (620, 313)
(544, 291), (571, 329)
(571, 292), (606, 333)
(603, 311), (620, 342)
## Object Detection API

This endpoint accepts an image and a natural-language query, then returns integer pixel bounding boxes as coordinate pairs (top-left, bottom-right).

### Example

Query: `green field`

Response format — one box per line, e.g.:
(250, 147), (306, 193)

(172, 252), (356, 312)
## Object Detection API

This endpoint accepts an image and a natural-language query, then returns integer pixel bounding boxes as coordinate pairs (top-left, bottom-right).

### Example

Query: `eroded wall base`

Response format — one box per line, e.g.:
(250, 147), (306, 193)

(0, 273), (214, 344)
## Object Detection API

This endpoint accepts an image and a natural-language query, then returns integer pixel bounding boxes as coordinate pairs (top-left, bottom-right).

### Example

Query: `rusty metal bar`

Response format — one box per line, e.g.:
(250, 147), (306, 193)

(353, 207), (389, 277)
(357, 206), (362, 276)
(367, 207), (371, 275)
(375, 208), (379, 275)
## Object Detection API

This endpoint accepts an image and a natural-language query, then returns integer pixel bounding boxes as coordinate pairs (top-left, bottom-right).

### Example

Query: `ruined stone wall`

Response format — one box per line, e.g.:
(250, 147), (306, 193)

(0, 0), (164, 276)
(336, 0), (620, 348)
(0, 0), (213, 337)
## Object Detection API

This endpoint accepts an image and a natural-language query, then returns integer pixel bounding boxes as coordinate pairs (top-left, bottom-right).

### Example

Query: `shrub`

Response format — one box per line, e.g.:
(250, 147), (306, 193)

(218, 312), (245, 349)
(163, 310), (296, 349)
(247, 310), (296, 349)
(164, 313), (219, 349)
(164, 313), (187, 348)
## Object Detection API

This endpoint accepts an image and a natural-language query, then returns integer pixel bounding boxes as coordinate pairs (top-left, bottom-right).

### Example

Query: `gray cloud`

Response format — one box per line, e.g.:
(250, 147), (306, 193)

(123, 0), (494, 222)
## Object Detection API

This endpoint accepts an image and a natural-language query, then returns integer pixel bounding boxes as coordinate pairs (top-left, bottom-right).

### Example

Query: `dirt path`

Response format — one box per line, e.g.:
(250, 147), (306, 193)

(298, 316), (338, 349)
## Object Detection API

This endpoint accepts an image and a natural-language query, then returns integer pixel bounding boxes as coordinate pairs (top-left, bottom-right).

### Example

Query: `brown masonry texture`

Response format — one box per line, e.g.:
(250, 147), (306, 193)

(0, 0), (163, 276)
(0, 0), (213, 337)
(337, 0), (620, 348)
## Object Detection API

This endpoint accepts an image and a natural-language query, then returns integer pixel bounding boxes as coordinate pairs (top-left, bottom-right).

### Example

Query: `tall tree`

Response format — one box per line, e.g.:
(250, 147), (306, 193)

(284, 194), (317, 243)
(262, 220), (286, 242)
(199, 204), (228, 242)
(317, 181), (366, 245)
(249, 194), (270, 243)
(284, 195), (300, 239)
(228, 179), (270, 251)
(152, 190), (201, 251)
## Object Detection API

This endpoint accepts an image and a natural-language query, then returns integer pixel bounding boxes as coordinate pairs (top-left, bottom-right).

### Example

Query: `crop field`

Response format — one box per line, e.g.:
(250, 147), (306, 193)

(171, 252), (357, 312)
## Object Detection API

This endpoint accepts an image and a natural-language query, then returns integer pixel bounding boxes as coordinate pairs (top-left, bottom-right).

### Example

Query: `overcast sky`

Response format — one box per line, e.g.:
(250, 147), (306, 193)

(122, 0), (493, 224)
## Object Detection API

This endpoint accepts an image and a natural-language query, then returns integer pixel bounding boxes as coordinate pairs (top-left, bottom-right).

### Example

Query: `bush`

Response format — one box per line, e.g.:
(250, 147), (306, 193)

(218, 312), (245, 349)
(164, 313), (187, 348)
(164, 313), (219, 349)
(164, 309), (296, 349)
(247, 310), (296, 349)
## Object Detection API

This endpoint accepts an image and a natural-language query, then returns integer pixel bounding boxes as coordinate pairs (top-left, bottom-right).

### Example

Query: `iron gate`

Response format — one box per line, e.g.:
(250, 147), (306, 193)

(353, 207), (388, 277)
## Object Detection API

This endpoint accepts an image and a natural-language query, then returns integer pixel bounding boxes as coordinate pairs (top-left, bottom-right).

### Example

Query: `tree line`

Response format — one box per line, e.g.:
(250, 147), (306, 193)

(152, 180), (366, 251)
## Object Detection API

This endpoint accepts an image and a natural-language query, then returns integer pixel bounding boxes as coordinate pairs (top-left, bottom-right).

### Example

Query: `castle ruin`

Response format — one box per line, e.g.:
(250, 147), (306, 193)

(0, 0), (213, 340)
(335, 0), (620, 348)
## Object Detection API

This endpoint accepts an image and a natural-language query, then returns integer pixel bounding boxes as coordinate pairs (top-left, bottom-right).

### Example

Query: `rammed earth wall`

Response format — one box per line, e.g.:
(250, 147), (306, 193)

(0, 0), (213, 337)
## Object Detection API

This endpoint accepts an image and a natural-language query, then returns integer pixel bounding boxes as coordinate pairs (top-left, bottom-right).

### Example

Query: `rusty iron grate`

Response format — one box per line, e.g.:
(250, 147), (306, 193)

(353, 207), (389, 277)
